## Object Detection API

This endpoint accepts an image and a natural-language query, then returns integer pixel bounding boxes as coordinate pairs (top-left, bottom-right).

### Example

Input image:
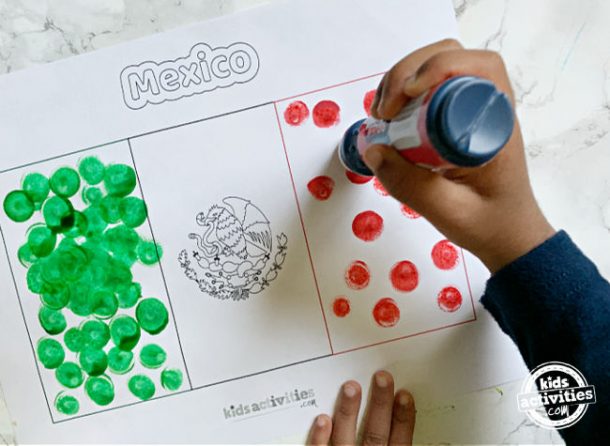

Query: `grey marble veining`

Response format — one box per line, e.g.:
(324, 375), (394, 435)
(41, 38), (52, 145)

(4, 0), (607, 443)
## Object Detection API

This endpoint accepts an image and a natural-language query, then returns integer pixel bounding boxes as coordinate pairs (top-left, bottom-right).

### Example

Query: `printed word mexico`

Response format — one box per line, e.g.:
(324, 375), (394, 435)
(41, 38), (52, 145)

(120, 42), (260, 109)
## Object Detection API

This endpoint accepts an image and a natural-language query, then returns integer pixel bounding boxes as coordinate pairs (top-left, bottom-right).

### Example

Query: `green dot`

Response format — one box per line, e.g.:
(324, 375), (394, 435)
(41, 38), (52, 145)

(41, 287), (70, 310)
(107, 347), (134, 375)
(79, 157), (105, 185)
(79, 348), (108, 376)
(55, 392), (79, 416)
(103, 225), (140, 253)
(55, 362), (84, 388)
(100, 195), (122, 224)
(81, 320), (110, 349)
(22, 173), (50, 204)
(38, 306), (67, 335)
(83, 206), (107, 237)
(3, 190), (34, 222)
(128, 374), (155, 401)
(116, 282), (142, 309)
(109, 315), (141, 350)
(64, 211), (88, 239)
(120, 197), (147, 228)
(104, 164), (136, 197)
(18, 244), (38, 267)
(161, 368), (184, 392)
(42, 196), (74, 233)
(85, 375), (114, 406)
(137, 240), (162, 265)
(82, 186), (103, 205)
(136, 298), (169, 335)
(139, 344), (166, 369)
(64, 328), (85, 353)
(26, 263), (45, 293)
(50, 167), (81, 198)
(37, 338), (65, 369)
(69, 287), (97, 317)
(27, 225), (56, 257)
(91, 290), (118, 320)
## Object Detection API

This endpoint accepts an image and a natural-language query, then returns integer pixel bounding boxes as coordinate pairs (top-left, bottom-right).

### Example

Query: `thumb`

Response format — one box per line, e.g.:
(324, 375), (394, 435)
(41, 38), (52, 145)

(362, 144), (462, 217)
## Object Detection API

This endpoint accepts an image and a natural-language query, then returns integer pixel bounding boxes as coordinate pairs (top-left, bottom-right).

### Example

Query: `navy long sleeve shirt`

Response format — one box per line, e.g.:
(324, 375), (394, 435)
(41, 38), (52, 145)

(481, 230), (610, 443)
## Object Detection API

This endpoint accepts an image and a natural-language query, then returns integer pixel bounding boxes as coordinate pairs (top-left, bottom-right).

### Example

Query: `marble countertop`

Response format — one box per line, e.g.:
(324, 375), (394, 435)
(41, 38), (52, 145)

(3, 0), (609, 443)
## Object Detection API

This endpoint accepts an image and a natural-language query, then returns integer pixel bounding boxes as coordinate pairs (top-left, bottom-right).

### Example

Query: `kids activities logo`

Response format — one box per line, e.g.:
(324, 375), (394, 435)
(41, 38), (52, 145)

(120, 42), (260, 110)
(517, 361), (596, 429)
(223, 388), (317, 421)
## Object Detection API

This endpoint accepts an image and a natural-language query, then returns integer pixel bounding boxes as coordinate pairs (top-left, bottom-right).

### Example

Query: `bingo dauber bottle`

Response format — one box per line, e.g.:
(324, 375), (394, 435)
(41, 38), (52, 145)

(338, 76), (515, 176)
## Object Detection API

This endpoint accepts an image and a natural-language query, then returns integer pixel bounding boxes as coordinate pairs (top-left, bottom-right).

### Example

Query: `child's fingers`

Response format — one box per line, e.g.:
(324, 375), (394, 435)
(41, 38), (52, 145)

(389, 390), (416, 446)
(331, 381), (362, 445)
(374, 38), (463, 120)
(402, 49), (514, 103)
(306, 414), (332, 446)
(360, 371), (395, 445)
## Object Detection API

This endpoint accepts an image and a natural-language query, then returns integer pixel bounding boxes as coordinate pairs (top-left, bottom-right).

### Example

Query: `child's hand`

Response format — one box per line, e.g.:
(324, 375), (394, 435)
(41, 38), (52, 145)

(307, 371), (415, 445)
(365, 39), (555, 272)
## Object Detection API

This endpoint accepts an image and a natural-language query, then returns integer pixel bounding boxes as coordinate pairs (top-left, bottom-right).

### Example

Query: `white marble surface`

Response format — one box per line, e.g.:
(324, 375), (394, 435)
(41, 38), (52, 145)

(3, 0), (609, 443)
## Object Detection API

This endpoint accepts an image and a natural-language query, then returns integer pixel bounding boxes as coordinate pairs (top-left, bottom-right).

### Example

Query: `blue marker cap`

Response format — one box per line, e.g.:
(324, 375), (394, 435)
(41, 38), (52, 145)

(427, 76), (514, 167)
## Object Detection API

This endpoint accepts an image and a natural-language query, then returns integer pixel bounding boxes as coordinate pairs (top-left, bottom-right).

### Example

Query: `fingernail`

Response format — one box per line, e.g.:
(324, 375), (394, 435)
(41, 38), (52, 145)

(316, 415), (327, 427)
(375, 372), (388, 388)
(363, 146), (384, 171)
(343, 383), (357, 398)
(398, 392), (410, 406)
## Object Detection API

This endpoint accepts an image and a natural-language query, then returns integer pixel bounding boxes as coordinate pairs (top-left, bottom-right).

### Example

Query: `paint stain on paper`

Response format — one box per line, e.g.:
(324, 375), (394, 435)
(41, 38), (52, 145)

(352, 210), (383, 242)
(373, 297), (400, 327)
(333, 296), (351, 318)
(363, 89), (377, 116)
(400, 203), (420, 219)
(284, 100), (310, 126)
(437, 286), (462, 312)
(431, 240), (459, 270)
(373, 177), (389, 196)
(390, 260), (419, 292)
(345, 170), (372, 185)
(345, 260), (370, 290)
(312, 100), (341, 128)
(307, 176), (335, 201)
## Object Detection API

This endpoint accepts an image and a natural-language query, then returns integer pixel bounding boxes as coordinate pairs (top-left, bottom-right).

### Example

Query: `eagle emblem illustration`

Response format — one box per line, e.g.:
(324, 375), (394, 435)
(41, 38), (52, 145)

(178, 196), (288, 301)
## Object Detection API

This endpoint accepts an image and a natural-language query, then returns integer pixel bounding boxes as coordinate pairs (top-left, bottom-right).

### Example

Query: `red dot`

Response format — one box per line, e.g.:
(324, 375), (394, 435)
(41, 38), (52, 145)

(389, 260), (419, 292)
(373, 297), (400, 327)
(345, 260), (370, 290)
(352, 210), (384, 242)
(333, 296), (351, 317)
(284, 101), (310, 126)
(363, 89), (377, 116)
(373, 177), (389, 196)
(437, 286), (462, 312)
(312, 100), (341, 128)
(345, 170), (373, 184)
(400, 203), (421, 219)
(431, 240), (460, 270)
(307, 176), (335, 201)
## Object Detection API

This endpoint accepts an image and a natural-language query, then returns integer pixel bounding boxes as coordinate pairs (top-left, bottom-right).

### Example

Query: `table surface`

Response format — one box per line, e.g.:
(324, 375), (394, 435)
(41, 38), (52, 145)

(3, 0), (609, 443)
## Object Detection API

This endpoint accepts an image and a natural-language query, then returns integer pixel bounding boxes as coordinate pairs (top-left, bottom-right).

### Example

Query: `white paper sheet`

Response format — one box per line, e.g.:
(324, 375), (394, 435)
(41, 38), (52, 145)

(0, 0), (527, 442)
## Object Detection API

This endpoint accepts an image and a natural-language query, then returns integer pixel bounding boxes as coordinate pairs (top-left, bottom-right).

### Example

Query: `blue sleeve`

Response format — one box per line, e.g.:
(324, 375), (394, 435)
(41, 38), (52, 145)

(481, 230), (610, 443)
